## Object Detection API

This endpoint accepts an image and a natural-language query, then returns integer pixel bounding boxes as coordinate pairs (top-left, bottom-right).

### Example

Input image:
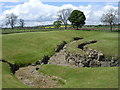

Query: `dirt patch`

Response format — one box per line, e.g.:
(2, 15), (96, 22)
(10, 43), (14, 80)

(15, 65), (66, 88)
(49, 48), (76, 67)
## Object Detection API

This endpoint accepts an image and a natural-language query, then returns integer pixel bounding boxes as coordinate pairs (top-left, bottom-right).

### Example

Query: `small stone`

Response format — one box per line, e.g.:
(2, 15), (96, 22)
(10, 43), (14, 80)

(97, 52), (104, 61)
(78, 63), (84, 67)
(69, 59), (75, 65)
(89, 60), (101, 67)
(32, 64), (36, 66)
(100, 62), (111, 67)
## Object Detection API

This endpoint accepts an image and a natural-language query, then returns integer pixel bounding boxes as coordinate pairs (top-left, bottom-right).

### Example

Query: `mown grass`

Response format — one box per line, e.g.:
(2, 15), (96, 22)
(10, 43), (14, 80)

(0, 62), (2, 89)
(66, 32), (118, 57)
(2, 30), (119, 88)
(3, 30), (118, 65)
(39, 64), (118, 88)
(2, 30), (97, 64)
(2, 29), (58, 34)
(0, 34), (2, 89)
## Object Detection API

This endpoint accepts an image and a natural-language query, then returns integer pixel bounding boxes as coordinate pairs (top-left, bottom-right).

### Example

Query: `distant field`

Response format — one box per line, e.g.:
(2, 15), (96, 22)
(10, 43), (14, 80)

(2, 29), (56, 34)
(2, 25), (119, 34)
(2, 30), (119, 88)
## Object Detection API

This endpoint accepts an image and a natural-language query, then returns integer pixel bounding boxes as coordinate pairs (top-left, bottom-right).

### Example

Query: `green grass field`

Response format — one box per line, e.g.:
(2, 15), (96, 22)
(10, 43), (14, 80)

(0, 34), (2, 89)
(0, 62), (2, 89)
(66, 33), (118, 57)
(2, 30), (119, 88)
(39, 64), (118, 88)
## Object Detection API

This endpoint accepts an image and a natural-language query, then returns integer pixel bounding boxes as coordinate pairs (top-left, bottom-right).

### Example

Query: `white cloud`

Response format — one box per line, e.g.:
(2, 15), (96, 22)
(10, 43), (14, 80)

(60, 4), (78, 10)
(25, 21), (54, 26)
(0, 0), (118, 26)
(3, 5), (15, 8)
(3, 0), (59, 21)
(0, 0), (28, 2)
(102, 5), (118, 11)
(78, 4), (118, 25)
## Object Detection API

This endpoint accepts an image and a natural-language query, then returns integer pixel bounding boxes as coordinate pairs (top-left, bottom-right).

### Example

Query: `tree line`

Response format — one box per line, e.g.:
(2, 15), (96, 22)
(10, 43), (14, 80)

(53, 8), (118, 31)
(5, 8), (118, 31)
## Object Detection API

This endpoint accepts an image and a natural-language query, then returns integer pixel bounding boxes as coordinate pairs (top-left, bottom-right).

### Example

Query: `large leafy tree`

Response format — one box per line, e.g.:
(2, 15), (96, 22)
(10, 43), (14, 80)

(68, 10), (86, 30)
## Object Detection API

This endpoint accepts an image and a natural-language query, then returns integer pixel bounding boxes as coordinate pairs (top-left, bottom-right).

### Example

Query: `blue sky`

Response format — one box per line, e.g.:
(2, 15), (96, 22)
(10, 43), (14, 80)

(0, 0), (119, 26)
(1, 2), (24, 11)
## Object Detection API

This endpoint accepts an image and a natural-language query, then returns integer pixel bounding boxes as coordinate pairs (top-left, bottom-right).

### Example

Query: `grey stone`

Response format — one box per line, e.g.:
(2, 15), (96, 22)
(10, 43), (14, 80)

(78, 63), (84, 67)
(101, 62), (111, 67)
(97, 52), (104, 61)
(69, 59), (75, 65)
(89, 60), (101, 67)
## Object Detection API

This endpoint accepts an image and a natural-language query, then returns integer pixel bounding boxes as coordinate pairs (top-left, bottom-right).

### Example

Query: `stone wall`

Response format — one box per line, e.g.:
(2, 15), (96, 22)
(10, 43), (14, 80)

(48, 39), (119, 67)
(65, 48), (119, 67)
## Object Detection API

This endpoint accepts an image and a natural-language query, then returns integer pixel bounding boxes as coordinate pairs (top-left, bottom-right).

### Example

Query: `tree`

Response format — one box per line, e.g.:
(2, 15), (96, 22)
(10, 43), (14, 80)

(68, 10), (86, 30)
(19, 19), (25, 28)
(6, 13), (18, 29)
(57, 8), (72, 29)
(53, 21), (62, 29)
(101, 8), (117, 32)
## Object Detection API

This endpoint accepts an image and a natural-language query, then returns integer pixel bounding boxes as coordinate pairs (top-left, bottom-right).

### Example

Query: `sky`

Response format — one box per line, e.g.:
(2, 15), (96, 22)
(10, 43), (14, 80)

(0, 0), (119, 27)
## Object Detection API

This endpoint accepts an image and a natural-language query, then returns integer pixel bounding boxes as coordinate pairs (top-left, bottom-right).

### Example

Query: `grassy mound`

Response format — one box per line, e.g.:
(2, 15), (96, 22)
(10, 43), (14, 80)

(39, 64), (118, 88)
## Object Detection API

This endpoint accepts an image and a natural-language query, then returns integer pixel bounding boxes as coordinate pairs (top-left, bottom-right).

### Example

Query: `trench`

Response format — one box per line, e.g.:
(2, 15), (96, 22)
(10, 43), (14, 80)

(1, 59), (66, 88)
(1, 37), (83, 88)
(0, 59), (20, 74)
(1, 37), (119, 88)
(78, 40), (97, 50)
